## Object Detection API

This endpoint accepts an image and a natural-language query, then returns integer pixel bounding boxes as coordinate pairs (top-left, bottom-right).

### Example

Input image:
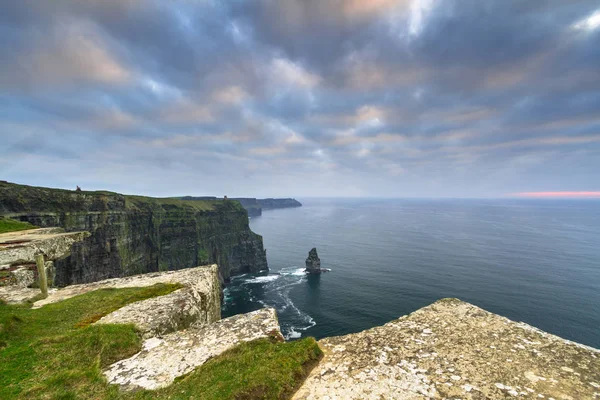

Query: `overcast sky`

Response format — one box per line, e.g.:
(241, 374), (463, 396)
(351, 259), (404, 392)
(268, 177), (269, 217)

(1, 1), (599, 198)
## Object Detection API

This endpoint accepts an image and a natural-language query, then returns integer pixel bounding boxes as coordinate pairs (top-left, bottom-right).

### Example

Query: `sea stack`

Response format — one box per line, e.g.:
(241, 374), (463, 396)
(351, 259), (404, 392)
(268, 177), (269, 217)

(305, 248), (321, 274)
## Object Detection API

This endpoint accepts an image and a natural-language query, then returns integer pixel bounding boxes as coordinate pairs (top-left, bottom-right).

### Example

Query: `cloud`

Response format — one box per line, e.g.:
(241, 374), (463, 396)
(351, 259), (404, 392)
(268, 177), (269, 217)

(0, 0), (599, 197)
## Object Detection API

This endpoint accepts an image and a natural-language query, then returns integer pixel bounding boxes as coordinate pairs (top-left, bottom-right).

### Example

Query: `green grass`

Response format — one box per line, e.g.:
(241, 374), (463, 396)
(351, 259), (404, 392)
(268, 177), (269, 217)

(0, 283), (182, 399)
(0, 285), (323, 400)
(130, 337), (322, 400)
(0, 218), (38, 234)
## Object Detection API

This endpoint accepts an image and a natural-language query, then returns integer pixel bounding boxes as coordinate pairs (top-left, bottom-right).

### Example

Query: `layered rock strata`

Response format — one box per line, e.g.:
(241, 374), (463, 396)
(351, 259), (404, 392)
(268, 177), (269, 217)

(0, 228), (91, 301)
(0, 181), (267, 286)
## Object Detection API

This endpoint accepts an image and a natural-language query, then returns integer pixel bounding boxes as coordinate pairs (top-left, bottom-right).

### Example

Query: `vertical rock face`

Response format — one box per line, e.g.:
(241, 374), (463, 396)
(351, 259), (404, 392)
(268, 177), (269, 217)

(305, 248), (321, 274)
(0, 182), (268, 286)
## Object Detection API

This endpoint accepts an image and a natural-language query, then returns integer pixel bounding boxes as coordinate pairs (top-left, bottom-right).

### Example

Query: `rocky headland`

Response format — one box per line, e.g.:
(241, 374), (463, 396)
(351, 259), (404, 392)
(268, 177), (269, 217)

(0, 181), (267, 286)
(180, 196), (302, 217)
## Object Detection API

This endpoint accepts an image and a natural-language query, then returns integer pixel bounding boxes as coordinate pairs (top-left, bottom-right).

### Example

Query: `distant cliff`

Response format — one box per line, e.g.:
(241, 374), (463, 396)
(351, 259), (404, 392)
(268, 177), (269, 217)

(257, 198), (302, 210)
(179, 197), (302, 217)
(0, 182), (267, 286)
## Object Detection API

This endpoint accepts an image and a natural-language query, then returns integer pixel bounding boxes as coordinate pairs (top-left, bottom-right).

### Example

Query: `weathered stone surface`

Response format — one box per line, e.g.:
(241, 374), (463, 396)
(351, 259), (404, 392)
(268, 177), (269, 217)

(95, 265), (221, 338)
(293, 298), (600, 400)
(1, 181), (268, 286)
(104, 308), (282, 391)
(11, 266), (35, 288)
(33, 264), (219, 309)
(0, 286), (40, 304)
(305, 248), (321, 274)
(0, 228), (90, 266)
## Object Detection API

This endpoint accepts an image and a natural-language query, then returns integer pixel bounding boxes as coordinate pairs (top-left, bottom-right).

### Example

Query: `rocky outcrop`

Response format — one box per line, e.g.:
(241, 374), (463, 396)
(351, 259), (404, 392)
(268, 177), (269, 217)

(179, 197), (302, 217)
(104, 308), (282, 391)
(0, 228), (90, 268)
(0, 228), (90, 294)
(293, 298), (600, 399)
(305, 248), (321, 274)
(94, 265), (221, 338)
(0, 181), (267, 286)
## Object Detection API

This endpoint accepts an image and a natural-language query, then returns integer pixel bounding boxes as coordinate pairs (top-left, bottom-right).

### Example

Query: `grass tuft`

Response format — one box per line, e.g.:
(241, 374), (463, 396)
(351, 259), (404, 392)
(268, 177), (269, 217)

(0, 218), (38, 234)
(129, 336), (323, 400)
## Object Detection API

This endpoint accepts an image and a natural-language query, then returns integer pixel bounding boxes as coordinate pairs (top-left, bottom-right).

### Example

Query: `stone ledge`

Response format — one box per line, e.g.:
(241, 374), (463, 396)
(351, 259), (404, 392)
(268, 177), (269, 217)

(32, 264), (219, 309)
(94, 266), (221, 338)
(104, 307), (282, 391)
(293, 298), (600, 400)
(0, 228), (90, 266)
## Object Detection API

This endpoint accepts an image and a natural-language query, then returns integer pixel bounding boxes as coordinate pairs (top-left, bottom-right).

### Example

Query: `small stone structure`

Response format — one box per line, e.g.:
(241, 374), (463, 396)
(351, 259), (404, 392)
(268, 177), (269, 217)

(305, 248), (322, 274)
(104, 308), (282, 391)
(293, 298), (600, 399)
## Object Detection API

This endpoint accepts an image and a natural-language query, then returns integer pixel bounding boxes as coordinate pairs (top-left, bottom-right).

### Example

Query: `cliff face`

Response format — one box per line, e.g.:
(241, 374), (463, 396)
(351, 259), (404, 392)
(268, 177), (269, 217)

(230, 198), (262, 217)
(258, 198), (302, 210)
(0, 182), (267, 286)
(179, 197), (302, 217)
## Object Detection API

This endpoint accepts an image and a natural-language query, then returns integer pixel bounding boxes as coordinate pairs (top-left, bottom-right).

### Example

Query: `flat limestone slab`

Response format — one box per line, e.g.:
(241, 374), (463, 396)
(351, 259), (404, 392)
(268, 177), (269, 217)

(95, 265), (221, 338)
(0, 228), (90, 266)
(32, 265), (218, 308)
(293, 298), (600, 400)
(0, 286), (40, 304)
(104, 308), (282, 391)
(28, 265), (222, 339)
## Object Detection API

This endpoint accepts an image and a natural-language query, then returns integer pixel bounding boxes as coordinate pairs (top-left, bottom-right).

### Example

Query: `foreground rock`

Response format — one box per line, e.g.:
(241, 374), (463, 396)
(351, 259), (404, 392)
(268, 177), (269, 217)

(94, 265), (221, 338)
(104, 308), (282, 391)
(31, 265), (221, 340)
(305, 248), (322, 274)
(293, 298), (600, 399)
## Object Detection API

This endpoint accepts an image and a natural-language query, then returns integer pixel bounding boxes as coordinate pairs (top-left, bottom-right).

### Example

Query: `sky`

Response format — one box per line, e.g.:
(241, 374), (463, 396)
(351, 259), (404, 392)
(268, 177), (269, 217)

(1, 1), (599, 198)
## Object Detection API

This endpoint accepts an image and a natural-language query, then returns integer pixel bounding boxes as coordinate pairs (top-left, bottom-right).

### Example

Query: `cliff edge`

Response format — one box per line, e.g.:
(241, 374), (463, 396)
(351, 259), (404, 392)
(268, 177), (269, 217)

(294, 298), (600, 399)
(0, 181), (267, 286)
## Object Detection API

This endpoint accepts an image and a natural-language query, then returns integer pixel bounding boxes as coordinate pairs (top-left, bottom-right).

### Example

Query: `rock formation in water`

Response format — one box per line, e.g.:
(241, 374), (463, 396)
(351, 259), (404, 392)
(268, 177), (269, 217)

(305, 248), (321, 274)
(0, 181), (268, 286)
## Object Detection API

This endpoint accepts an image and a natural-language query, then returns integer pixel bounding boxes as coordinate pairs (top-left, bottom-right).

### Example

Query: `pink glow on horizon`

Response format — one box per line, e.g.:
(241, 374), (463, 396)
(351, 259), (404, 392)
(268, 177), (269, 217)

(514, 191), (600, 198)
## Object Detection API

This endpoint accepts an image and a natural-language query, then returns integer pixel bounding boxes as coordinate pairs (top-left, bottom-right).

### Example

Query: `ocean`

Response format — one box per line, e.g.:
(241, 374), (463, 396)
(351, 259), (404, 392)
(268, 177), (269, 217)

(222, 198), (600, 349)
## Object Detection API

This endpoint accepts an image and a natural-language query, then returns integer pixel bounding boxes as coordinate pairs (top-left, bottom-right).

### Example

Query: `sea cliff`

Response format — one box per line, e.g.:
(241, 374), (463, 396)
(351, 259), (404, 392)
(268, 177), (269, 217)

(0, 181), (267, 286)
(180, 196), (302, 217)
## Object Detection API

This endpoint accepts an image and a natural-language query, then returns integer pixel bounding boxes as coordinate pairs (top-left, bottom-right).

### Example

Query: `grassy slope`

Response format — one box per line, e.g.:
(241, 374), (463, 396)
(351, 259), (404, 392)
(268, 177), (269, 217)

(0, 287), (322, 400)
(0, 181), (246, 214)
(0, 218), (38, 234)
(0, 284), (182, 399)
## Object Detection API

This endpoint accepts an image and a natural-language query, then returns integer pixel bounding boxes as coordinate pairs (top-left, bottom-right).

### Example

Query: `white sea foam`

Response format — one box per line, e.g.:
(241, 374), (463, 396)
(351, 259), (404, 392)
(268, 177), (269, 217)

(231, 266), (316, 340)
(243, 275), (280, 284)
(285, 328), (302, 340)
(279, 267), (307, 276)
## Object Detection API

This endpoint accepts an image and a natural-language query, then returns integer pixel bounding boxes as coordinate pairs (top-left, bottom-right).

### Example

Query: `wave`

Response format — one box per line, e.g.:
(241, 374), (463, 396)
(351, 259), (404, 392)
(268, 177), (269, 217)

(243, 274), (281, 284)
(278, 267), (307, 276)
(225, 267), (317, 340)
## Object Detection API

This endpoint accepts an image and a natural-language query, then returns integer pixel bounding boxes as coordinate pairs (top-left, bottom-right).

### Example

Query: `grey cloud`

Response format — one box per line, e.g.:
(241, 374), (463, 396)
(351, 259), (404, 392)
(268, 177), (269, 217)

(1, 0), (599, 197)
